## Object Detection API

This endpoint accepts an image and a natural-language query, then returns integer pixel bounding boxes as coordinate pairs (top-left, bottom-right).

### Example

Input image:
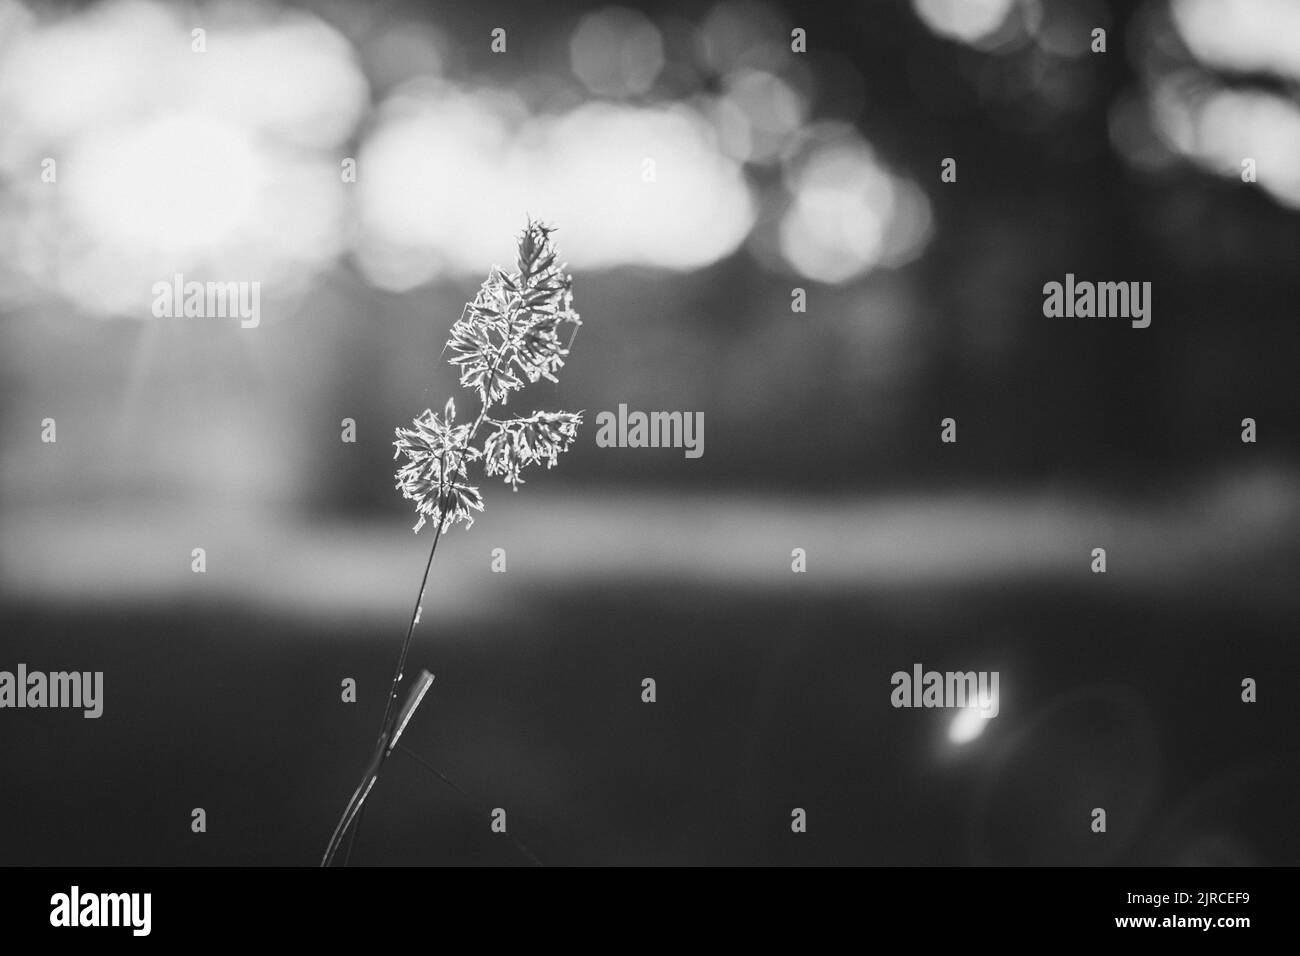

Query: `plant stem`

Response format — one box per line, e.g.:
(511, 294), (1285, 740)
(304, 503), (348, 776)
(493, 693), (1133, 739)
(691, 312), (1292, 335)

(378, 500), (448, 742)
(320, 507), (446, 867)
(324, 307), (545, 865)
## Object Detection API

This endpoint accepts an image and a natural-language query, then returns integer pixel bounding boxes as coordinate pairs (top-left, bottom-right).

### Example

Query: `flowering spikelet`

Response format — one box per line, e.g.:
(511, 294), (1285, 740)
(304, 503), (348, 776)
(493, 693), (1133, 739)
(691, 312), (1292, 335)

(446, 221), (580, 407)
(482, 410), (584, 490)
(393, 397), (485, 533)
(393, 220), (583, 532)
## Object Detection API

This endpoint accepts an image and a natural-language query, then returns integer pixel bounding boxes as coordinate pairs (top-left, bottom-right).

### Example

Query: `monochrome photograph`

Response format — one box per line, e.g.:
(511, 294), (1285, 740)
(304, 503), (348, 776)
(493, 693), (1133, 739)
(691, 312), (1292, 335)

(0, 0), (1294, 935)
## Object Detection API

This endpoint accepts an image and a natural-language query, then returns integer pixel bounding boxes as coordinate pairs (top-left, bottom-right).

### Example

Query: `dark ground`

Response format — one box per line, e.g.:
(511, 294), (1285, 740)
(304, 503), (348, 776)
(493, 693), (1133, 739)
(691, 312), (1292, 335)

(2, 574), (1295, 866)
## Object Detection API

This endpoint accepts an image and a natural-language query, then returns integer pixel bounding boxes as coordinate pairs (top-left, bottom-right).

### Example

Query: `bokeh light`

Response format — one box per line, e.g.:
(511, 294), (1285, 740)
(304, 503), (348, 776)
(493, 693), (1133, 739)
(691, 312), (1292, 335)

(0, 0), (366, 317)
(569, 6), (665, 97)
(949, 704), (993, 745)
(355, 85), (757, 288)
(778, 125), (933, 283)
(1171, 0), (1300, 81)
(911, 0), (1017, 46)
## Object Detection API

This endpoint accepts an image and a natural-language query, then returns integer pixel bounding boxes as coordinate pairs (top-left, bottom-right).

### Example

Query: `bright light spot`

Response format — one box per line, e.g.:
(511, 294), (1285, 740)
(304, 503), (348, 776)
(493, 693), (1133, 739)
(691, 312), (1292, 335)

(1151, 74), (1300, 210)
(949, 705), (991, 744)
(779, 126), (932, 283)
(0, 0), (178, 144)
(68, 114), (260, 252)
(912, 0), (1016, 46)
(196, 18), (369, 150)
(781, 164), (889, 283)
(570, 6), (665, 97)
(0, 0), (368, 317)
(356, 84), (756, 288)
(354, 83), (519, 285)
(1196, 89), (1300, 209)
(1172, 0), (1300, 82)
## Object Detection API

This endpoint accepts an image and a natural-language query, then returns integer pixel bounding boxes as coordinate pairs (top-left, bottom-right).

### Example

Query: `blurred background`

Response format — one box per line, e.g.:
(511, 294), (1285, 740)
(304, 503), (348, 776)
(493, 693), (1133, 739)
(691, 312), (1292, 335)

(1, 0), (1298, 865)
